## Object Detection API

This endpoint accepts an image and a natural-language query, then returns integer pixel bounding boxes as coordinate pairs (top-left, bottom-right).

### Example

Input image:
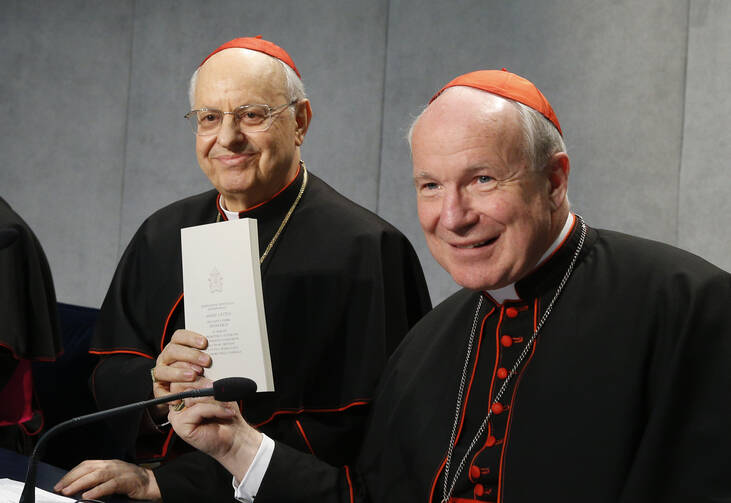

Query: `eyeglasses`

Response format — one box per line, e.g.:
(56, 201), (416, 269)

(184, 100), (298, 135)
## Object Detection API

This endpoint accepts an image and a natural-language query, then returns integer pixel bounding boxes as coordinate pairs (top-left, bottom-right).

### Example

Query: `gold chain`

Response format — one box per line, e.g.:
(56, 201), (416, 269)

(215, 161), (309, 264)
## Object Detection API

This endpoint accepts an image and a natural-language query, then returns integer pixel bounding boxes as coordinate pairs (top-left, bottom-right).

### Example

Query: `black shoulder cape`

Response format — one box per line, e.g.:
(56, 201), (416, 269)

(0, 196), (61, 361)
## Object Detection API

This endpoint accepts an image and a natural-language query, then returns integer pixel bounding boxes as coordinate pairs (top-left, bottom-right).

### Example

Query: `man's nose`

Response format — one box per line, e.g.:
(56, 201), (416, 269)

(440, 190), (478, 233)
(216, 114), (246, 148)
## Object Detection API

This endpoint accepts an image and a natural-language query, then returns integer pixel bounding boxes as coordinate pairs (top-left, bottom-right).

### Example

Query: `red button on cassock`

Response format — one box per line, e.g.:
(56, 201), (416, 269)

(491, 402), (504, 415)
(474, 483), (485, 497)
(470, 465), (481, 480)
(500, 335), (513, 347)
(505, 307), (519, 318)
(486, 435), (496, 447)
(496, 367), (509, 379)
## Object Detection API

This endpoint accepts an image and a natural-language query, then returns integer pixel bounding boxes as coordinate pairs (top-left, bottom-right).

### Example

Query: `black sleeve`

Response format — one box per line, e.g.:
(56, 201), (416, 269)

(273, 406), (369, 466)
(618, 270), (731, 501)
(257, 442), (370, 503)
(154, 450), (238, 503)
(91, 355), (159, 459)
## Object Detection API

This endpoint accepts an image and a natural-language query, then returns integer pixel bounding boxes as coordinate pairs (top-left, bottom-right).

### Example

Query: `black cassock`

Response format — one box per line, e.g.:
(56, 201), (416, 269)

(259, 219), (731, 503)
(89, 168), (431, 501)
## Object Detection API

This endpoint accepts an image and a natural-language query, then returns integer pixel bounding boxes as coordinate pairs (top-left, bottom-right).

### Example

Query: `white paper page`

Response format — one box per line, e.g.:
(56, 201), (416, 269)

(0, 478), (74, 502)
(181, 218), (274, 391)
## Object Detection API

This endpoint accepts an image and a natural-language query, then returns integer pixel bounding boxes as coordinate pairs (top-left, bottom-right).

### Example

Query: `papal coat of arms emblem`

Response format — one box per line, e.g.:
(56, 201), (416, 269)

(208, 267), (223, 293)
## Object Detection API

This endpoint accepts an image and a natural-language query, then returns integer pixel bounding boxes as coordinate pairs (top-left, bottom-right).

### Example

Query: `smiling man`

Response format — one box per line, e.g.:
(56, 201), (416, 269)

(168, 70), (731, 503)
(412, 83), (566, 292)
(55, 37), (431, 502)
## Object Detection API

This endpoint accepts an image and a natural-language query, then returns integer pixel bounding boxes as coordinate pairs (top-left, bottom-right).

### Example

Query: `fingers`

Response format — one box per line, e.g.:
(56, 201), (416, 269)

(55, 460), (98, 494)
(55, 459), (160, 501)
(151, 330), (212, 401)
(165, 329), (209, 368)
(159, 345), (209, 370)
(54, 460), (128, 499)
(171, 371), (212, 389)
(170, 329), (208, 350)
(173, 400), (238, 425)
(168, 401), (238, 448)
(79, 478), (121, 501)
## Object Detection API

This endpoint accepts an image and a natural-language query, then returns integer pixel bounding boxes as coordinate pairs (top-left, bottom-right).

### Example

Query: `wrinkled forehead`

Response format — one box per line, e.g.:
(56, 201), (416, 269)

(195, 48), (287, 104)
(410, 87), (528, 173)
(415, 87), (522, 143)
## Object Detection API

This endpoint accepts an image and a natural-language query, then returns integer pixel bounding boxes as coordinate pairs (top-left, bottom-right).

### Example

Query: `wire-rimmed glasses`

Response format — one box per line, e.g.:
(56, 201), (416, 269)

(185, 100), (298, 135)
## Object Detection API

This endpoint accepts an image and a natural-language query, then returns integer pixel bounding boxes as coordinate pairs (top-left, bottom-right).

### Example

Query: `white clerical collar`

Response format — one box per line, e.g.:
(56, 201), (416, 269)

(219, 196), (241, 221)
(485, 212), (575, 304)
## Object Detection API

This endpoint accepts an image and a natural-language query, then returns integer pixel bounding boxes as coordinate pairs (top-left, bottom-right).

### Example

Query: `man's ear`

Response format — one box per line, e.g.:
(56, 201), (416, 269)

(544, 152), (570, 210)
(294, 99), (312, 146)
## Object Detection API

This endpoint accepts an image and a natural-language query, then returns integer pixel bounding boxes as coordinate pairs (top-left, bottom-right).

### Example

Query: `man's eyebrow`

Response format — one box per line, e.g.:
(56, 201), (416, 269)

(464, 164), (497, 173)
(413, 165), (496, 180)
(413, 171), (436, 182)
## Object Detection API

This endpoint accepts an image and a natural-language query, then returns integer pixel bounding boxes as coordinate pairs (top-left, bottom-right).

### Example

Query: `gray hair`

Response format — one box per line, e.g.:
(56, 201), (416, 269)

(511, 99), (566, 170)
(188, 49), (307, 108)
(407, 90), (566, 170)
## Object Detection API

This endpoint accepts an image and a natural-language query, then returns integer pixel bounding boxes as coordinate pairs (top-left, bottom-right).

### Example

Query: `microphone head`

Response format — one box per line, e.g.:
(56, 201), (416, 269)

(212, 377), (257, 401)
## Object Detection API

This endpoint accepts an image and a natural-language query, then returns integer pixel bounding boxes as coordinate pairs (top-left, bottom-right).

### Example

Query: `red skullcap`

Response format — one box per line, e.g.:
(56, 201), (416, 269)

(199, 35), (301, 78)
(431, 69), (562, 135)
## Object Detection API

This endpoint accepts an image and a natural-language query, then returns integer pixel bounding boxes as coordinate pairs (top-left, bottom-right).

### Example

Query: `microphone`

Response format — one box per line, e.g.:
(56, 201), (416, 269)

(19, 377), (256, 503)
(0, 226), (19, 250)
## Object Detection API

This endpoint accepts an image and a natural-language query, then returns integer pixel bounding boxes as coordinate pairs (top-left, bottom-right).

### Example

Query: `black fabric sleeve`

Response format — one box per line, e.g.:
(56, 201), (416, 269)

(257, 442), (369, 503)
(155, 450), (238, 503)
(91, 355), (158, 459)
(283, 405), (369, 466)
(618, 270), (731, 502)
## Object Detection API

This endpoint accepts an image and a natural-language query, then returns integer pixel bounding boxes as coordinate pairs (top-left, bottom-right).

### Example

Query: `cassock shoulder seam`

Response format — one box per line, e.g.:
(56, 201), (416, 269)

(251, 399), (372, 428)
(88, 348), (154, 359)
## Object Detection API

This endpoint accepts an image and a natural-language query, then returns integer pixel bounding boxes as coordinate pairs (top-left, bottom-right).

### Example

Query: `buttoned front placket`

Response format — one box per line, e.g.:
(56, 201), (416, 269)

(440, 297), (538, 503)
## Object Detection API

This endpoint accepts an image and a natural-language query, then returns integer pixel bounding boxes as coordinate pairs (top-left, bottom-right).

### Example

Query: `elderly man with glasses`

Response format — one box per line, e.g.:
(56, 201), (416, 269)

(54, 37), (431, 502)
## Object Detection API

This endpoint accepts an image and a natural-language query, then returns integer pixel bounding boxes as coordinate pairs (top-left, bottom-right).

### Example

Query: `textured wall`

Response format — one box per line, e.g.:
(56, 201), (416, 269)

(679, 0), (731, 270)
(0, 0), (134, 307)
(1, 0), (729, 308)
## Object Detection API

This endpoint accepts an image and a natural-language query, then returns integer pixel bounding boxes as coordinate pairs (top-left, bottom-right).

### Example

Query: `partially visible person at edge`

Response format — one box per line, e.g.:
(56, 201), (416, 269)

(167, 69), (731, 502)
(0, 197), (61, 454)
(54, 36), (431, 502)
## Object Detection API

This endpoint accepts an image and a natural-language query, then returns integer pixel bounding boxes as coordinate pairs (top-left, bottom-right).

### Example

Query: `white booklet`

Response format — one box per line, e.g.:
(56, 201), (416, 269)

(0, 478), (74, 502)
(181, 218), (274, 392)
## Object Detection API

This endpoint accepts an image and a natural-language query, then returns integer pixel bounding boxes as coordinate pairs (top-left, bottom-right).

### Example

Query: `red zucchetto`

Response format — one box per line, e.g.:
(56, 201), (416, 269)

(431, 69), (561, 135)
(198, 35), (301, 77)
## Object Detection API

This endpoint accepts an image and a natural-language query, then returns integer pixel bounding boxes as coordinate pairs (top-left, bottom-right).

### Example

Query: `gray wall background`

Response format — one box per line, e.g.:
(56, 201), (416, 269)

(1, 0), (729, 308)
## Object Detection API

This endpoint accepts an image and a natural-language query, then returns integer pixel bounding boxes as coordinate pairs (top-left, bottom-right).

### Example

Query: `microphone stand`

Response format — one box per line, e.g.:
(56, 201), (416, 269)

(20, 386), (218, 503)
